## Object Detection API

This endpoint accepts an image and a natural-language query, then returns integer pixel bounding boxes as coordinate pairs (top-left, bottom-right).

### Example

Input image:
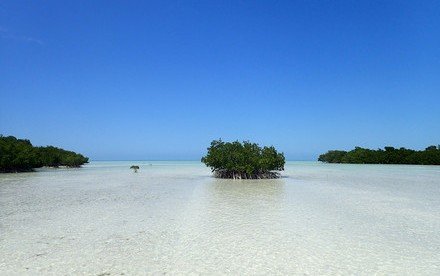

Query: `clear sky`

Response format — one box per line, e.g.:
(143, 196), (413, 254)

(1, 1), (439, 160)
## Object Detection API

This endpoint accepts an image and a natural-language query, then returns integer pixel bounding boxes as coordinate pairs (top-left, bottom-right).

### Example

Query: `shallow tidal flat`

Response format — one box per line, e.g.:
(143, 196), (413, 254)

(0, 161), (439, 275)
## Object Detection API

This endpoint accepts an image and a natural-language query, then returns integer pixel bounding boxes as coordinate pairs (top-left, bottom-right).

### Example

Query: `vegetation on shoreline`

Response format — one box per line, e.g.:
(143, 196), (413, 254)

(0, 135), (89, 173)
(318, 145), (440, 165)
(201, 140), (285, 179)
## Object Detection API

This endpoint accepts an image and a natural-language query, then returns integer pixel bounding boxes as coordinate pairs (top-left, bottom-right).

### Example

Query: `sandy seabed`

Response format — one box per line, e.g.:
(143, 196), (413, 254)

(1, 161), (439, 275)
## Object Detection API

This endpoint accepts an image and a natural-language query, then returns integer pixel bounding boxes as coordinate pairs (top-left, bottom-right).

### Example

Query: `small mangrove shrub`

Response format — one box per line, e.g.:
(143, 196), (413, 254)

(201, 140), (285, 179)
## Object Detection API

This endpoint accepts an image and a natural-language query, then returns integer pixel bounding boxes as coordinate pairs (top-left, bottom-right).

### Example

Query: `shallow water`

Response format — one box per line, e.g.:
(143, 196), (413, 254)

(1, 161), (439, 275)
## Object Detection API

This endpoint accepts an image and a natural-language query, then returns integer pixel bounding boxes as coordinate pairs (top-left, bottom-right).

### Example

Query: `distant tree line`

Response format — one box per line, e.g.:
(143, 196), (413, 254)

(0, 135), (89, 173)
(201, 139), (285, 179)
(318, 145), (440, 165)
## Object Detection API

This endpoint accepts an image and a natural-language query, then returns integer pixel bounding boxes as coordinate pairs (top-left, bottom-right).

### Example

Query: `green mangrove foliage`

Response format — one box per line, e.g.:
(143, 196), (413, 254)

(318, 145), (440, 165)
(201, 140), (285, 179)
(0, 135), (89, 173)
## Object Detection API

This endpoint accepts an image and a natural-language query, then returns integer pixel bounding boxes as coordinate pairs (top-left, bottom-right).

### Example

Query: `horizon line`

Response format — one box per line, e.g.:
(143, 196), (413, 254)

(89, 159), (317, 162)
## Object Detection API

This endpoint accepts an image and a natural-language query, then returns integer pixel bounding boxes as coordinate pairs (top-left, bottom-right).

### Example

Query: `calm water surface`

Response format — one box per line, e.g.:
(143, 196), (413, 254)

(1, 161), (439, 275)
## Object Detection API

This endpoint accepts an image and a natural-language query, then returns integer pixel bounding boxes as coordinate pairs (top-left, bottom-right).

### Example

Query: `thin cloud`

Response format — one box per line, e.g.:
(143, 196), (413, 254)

(0, 27), (43, 45)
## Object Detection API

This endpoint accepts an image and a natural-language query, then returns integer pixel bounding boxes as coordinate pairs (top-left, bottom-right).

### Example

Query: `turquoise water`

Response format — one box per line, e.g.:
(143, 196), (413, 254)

(1, 161), (439, 275)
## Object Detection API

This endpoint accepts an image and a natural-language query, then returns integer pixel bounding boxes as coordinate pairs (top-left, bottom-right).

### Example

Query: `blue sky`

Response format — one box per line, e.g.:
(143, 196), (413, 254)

(1, 1), (439, 160)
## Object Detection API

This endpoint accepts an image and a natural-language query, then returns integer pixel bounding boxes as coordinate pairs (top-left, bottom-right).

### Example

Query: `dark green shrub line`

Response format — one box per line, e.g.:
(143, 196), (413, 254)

(201, 140), (285, 179)
(318, 145), (440, 165)
(0, 135), (89, 173)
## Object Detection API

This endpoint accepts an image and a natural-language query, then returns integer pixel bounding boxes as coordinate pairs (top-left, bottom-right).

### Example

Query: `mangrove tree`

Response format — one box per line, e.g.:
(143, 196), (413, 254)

(318, 145), (440, 165)
(201, 139), (285, 179)
(0, 135), (89, 173)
